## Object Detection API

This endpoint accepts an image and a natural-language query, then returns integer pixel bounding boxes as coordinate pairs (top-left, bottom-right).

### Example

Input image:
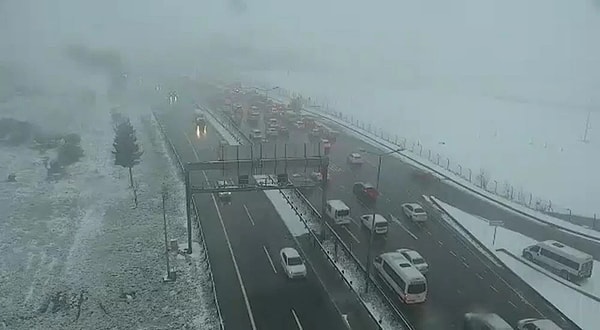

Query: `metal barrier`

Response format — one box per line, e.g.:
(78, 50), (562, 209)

(206, 105), (413, 330)
(291, 189), (414, 330)
(151, 111), (225, 330)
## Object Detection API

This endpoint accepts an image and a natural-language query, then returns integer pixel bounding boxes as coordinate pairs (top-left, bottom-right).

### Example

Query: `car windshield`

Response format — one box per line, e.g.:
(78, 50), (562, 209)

(337, 209), (350, 217)
(287, 257), (303, 266)
(414, 208), (425, 214)
(407, 283), (427, 294)
(412, 258), (425, 265)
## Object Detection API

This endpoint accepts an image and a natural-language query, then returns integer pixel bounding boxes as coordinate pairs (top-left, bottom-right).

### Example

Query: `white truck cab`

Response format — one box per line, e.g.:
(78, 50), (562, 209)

(325, 200), (352, 225)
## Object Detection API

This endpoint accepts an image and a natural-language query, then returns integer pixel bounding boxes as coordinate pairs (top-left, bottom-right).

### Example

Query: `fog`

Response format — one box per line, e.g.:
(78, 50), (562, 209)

(2, 0), (600, 104)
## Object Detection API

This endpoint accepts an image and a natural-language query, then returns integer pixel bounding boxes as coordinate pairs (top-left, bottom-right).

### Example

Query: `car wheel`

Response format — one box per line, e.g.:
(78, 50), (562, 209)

(523, 253), (533, 261)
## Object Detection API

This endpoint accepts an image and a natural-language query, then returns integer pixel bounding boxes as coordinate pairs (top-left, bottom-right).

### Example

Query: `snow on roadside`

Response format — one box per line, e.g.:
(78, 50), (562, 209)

(432, 197), (600, 329)
(245, 81), (600, 239)
(0, 92), (218, 330)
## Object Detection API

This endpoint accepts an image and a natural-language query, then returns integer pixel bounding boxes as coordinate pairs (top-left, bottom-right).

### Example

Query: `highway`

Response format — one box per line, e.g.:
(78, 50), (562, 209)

(156, 100), (372, 330)
(215, 89), (580, 329)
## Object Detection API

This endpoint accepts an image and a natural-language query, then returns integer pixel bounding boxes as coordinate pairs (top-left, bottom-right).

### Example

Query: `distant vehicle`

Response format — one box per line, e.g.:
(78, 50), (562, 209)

(353, 182), (378, 204)
(396, 248), (429, 274)
(347, 153), (364, 165)
(260, 138), (269, 144)
(268, 118), (278, 128)
(463, 313), (513, 330)
(401, 203), (428, 222)
(522, 240), (593, 280)
(360, 214), (388, 234)
(310, 171), (326, 182)
(216, 179), (233, 202)
(250, 129), (263, 140)
(294, 120), (305, 129)
(280, 247), (307, 279)
(266, 127), (279, 137)
(279, 126), (289, 137)
(248, 111), (260, 124)
(373, 252), (427, 304)
(310, 128), (321, 138)
(325, 200), (352, 225)
(516, 318), (562, 330)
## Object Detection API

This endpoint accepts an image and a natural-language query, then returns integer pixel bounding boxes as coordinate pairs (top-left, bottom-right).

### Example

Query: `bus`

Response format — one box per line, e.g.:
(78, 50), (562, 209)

(522, 240), (593, 280)
(373, 252), (427, 304)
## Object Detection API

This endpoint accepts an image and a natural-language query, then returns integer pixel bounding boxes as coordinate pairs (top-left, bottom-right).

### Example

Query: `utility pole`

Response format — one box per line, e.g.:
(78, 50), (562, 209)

(162, 184), (175, 282)
(583, 110), (591, 143)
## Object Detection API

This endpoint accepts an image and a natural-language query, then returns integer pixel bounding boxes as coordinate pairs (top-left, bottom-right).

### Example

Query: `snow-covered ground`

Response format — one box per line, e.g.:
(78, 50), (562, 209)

(239, 73), (599, 219)
(223, 0), (600, 219)
(0, 90), (218, 329)
(432, 197), (599, 330)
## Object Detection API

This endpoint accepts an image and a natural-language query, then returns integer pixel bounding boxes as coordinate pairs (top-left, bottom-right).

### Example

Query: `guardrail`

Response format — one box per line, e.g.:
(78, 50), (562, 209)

(430, 197), (580, 329)
(276, 189), (383, 329)
(301, 107), (600, 243)
(151, 111), (225, 330)
(496, 248), (600, 303)
(206, 105), (413, 329)
(291, 189), (414, 330)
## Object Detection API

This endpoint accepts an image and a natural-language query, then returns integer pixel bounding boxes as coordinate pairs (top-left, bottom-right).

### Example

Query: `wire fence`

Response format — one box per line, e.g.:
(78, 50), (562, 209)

(151, 111), (225, 330)
(259, 85), (599, 230)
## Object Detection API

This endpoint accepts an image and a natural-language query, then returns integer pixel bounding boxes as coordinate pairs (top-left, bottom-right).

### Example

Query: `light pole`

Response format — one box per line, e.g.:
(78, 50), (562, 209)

(162, 183), (175, 282)
(362, 147), (404, 293)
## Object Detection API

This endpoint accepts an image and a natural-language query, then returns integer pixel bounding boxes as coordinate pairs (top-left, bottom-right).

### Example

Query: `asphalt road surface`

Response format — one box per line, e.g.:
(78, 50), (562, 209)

(156, 102), (371, 330)
(218, 92), (580, 330)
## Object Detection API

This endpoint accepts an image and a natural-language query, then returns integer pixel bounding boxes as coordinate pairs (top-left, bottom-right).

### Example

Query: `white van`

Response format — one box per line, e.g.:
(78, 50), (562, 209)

(360, 214), (388, 234)
(373, 252), (427, 304)
(522, 240), (593, 280)
(325, 200), (352, 225)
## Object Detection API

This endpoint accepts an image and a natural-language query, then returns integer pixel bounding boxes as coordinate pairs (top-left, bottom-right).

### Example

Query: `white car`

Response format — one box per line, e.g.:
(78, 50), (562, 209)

(280, 247), (307, 279)
(216, 180), (233, 201)
(266, 127), (278, 137)
(401, 203), (428, 222)
(360, 214), (388, 234)
(250, 129), (263, 139)
(347, 153), (364, 165)
(397, 248), (429, 274)
(294, 120), (305, 129)
(517, 318), (562, 330)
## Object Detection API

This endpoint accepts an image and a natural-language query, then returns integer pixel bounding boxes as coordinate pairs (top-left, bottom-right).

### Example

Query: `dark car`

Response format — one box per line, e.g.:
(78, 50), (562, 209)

(353, 182), (379, 204)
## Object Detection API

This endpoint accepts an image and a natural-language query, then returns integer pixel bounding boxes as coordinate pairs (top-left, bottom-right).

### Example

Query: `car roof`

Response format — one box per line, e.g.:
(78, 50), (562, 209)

(381, 252), (425, 279)
(399, 249), (423, 260)
(350, 152), (361, 157)
(538, 240), (592, 261)
(466, 313), (512, 328)
(252, 129), (261, 133)
(327, 199), (349, 209)
(281, 247), (300, 258)
(363, 214), (387, 223)
(404, 203), (423, 209)
(526, 319), (561, 329)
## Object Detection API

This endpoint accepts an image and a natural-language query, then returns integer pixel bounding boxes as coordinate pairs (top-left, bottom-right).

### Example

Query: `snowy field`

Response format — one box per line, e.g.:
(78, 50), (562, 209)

(0, 90), (218, 329)
(219, 0), (600, 219)
(432, 197), (599, 330)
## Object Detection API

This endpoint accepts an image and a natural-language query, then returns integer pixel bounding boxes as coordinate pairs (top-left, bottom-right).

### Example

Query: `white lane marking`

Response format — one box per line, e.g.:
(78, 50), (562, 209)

(425, 230), (432, 236)
(263, 246), (277, 274)
(462, 261), (470, 269)
(343, 226), (361, 243)
(210, 192), (257, 330)
(243, 204), (256, 226)
(449, 250), (457, 257)
(391, 215), (418, 240)
(437, 240), (443, 246)
(291, 309), (304, 330)
(184, 133), (200, 160)
(508, 301), (517, 309)
(476, 273), (484, 280)
(490, 285), (499, 293)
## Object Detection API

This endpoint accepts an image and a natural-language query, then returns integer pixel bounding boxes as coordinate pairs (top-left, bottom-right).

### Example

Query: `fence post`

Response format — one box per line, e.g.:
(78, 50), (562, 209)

(411, 141), (415, 151)
(428, 149), (431, 160)
(395, 135), (398, 144)
(468, 168), (472, 182)
(494, 180), (498, 193)
(593, 214), (597, 230)
(436, 154), (440, 165)
(458, 164), (462, 176)
(419, 144), (423, 156)
(529, 193), (532, 207)
(446, 158), (450, 170)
